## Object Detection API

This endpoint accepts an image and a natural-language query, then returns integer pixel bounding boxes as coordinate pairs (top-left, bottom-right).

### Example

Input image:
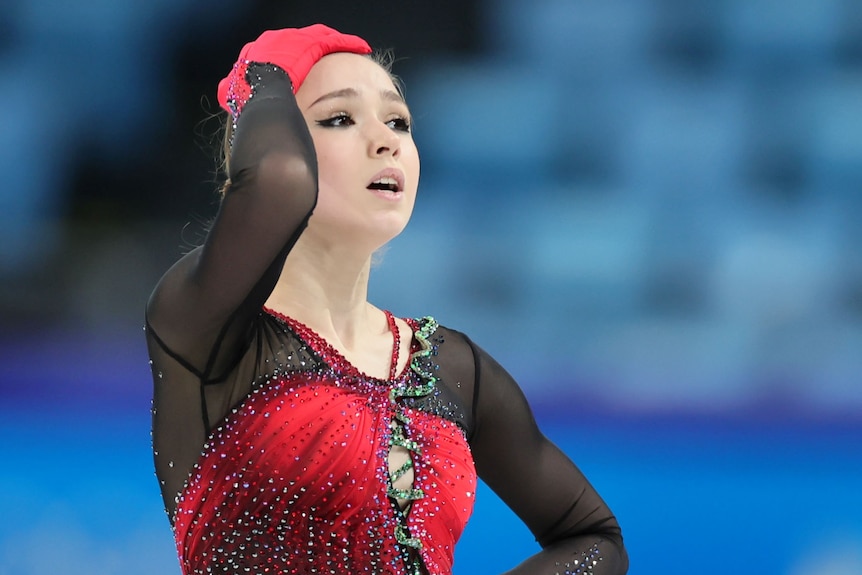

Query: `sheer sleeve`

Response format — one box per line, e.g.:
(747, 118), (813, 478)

(466, 338), (629, 574)
(145, 64), (318, 516)
(146, 64), (316, 377)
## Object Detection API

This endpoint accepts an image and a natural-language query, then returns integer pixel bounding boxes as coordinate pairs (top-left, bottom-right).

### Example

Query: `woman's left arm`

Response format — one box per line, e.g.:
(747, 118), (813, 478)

(466, 338), (629, 574)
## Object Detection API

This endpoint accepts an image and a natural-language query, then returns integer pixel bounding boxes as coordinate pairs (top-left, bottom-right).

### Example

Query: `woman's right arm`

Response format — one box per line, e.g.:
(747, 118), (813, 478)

(146, 64), (316, 376)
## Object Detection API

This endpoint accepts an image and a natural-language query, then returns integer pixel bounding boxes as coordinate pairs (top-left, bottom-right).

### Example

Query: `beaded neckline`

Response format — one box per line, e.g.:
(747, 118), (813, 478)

(263, 306), (407, 382)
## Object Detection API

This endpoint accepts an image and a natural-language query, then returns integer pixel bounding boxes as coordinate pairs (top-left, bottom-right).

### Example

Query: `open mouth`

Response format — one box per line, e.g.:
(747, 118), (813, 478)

(367, 177), (401, 193)
(367, 169), (405, 194)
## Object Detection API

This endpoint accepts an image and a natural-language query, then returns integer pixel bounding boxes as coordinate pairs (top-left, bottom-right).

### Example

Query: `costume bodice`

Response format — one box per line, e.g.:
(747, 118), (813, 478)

(171, 313), (476, 575)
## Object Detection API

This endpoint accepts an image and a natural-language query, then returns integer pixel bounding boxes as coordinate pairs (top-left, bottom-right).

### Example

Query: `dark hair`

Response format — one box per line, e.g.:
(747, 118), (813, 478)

(217, 49), (403, 198)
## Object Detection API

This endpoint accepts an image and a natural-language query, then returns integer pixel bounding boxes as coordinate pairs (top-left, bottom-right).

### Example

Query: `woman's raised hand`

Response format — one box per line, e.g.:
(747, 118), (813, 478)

(217, 24), (371, 117)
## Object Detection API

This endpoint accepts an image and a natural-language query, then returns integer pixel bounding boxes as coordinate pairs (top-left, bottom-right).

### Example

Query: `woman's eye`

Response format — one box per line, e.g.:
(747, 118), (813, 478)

(318, 114), (354, 128)
(386, 117), (411, 133)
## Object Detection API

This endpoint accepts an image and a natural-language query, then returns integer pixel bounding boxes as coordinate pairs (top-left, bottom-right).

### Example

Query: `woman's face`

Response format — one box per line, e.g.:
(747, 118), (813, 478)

(295, 53), (420, 250)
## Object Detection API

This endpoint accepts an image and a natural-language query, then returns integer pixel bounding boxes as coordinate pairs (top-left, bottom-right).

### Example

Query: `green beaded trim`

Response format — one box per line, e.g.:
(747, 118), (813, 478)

(387, 485), (424, 501)
(385, 316), (441, 560)
(406, 316), (439, 386)
(390, 458), (414, 482)
(395, 524), (423, 549)
(390, 421), (420, 452)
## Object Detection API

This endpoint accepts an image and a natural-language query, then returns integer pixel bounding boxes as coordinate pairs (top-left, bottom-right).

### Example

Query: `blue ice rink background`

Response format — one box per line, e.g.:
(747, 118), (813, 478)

(2, 1), (862, 573)
(1, 329), (860, 574)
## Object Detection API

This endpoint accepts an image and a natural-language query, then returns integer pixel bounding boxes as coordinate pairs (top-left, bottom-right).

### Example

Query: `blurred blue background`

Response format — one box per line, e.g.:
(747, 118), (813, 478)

(1, 0), (861, 573)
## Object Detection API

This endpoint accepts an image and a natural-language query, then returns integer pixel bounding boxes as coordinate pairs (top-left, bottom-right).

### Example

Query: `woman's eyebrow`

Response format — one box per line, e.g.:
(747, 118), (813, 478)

(381, 89), (404, 104)
(308, 88), (358, 108)
(308, 87), (405, 109)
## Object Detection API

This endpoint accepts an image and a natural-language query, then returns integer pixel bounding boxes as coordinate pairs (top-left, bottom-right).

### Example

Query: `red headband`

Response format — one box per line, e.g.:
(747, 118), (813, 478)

(217, 24), (372, 116)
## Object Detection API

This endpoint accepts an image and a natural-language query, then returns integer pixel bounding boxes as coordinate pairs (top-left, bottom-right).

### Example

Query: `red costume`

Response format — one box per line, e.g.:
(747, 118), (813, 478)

(172, 313), (475, 574)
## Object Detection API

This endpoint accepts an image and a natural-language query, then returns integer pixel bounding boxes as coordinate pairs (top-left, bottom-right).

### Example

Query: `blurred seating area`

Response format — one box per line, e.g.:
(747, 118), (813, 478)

(1, 0), (861, 416)
(381, 0), (862, 414)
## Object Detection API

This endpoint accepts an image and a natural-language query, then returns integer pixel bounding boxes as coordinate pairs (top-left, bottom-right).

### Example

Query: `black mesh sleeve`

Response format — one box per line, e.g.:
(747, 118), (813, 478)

(145, 64), (318, 516)
(146, 64), (315, 377)
(467, 339), (628, 574)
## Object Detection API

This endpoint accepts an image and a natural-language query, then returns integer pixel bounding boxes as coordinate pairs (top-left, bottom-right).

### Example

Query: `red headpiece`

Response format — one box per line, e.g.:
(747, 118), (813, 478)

(217, 24), (372, 116)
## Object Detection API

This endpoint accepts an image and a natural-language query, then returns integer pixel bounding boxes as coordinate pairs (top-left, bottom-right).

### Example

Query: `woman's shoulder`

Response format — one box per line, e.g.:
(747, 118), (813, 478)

(146, 246), (203, 313)
(406, 315), (477, 364)
(408, 316), (510, 376)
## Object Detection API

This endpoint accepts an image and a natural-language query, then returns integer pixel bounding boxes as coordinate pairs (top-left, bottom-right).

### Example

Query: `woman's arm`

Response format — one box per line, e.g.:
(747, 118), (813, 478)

(467, 339), (629, 574)
(146, 64), (317, 377)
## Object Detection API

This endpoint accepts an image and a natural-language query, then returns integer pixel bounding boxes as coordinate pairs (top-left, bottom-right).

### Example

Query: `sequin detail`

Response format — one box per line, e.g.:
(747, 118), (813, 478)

(554, 544), (603, 574)
(224, 61), (292, 145)
(382, 316), (452, 572)
(172, 311), (477, 574)
(224, 59), (252, 119)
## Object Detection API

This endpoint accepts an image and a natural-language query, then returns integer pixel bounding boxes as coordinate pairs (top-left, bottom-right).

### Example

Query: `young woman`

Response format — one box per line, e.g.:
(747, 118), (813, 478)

(146, 24), (628, 575)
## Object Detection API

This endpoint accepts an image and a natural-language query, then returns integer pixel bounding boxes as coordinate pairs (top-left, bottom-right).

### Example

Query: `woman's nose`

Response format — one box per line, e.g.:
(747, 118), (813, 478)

(368, 122), (401, 158)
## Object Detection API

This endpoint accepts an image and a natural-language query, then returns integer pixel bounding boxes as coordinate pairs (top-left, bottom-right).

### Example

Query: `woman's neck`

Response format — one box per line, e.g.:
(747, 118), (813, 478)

(264, 237), (380, 347)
